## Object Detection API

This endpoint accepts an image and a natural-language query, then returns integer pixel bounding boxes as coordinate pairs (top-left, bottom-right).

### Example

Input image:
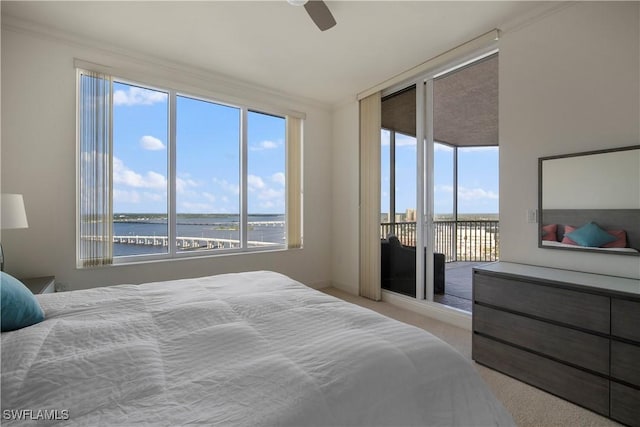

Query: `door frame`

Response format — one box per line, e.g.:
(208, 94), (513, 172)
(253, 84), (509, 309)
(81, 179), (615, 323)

(380, 46), (499, 302)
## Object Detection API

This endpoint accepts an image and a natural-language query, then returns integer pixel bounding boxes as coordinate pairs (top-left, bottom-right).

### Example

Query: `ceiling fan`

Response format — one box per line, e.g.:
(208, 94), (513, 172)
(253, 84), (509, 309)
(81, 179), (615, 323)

(288, 0), (336, 31)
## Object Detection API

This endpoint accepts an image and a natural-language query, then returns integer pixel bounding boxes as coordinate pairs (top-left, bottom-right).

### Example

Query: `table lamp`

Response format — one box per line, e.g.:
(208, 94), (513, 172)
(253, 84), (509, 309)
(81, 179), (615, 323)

(1, 193), (29, 271)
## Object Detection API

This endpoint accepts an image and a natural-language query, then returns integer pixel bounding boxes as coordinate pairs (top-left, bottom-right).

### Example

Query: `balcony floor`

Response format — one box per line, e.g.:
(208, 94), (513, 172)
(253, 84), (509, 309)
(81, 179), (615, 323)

(434, 261), (489, 313)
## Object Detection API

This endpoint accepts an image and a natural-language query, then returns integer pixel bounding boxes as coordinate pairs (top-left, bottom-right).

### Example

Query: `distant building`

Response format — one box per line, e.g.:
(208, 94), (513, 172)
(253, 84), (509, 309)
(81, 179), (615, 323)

(405, 208), (416, 222)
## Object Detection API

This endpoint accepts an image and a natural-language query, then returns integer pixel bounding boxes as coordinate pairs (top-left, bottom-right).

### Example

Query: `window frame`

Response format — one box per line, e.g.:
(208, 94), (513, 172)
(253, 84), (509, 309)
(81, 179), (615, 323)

(76, 68), (301, 267)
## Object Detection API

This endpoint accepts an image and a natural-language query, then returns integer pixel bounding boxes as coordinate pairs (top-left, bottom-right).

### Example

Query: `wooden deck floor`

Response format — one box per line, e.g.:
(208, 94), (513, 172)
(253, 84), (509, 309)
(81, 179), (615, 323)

(434, 261), (491, 313)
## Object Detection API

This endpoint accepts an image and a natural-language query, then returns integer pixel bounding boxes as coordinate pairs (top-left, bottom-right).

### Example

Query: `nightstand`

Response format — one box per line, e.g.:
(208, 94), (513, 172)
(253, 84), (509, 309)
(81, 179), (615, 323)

(21, 276), (55, 294)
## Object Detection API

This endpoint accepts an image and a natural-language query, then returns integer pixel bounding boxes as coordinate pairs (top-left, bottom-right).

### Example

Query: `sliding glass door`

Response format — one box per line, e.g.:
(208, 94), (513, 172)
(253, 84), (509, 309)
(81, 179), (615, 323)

(380, 51), (499, 309)
(380, 84), (431, 300)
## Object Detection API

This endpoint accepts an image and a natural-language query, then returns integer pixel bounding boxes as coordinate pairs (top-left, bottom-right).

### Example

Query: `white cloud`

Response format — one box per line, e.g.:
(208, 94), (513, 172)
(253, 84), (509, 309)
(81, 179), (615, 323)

(176, 177), (199, 193)
(396, 134), (416, 147)
(142, 192), (164, 202)
(179, 201), (215, 213)
(258, 188), (284, 201)
(458, 186), (499, 201)
(250, 140), (281, 151)
(246, 174), (284, 204)
(435, 184), (497, 201)
(234, 173), (286, 209)
(247, 174), (265, 190)
(113, 189), (164, 205)
(113, 157), (166, 189)
(380, 132), (416, 148)
(142, 171), (166, 188)
(213, 178), (240, 195)
(261, 141), (279, 149)
(178, 189), (238, 213)
(140, 135), (166, 151)
(202, 192), (216, 203)
(436, 185), (454, 193)
(272, 172), (285, 186)
(259, 201), (275, 209)
(113, 189), (141, 204)
(381, 129), (391, 146)
(113, 86), (167, 106)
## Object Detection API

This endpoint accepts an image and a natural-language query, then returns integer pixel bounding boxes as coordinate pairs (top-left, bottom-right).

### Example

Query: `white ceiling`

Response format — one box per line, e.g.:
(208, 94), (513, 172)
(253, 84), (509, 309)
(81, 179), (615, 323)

(2, 1), (550, 107)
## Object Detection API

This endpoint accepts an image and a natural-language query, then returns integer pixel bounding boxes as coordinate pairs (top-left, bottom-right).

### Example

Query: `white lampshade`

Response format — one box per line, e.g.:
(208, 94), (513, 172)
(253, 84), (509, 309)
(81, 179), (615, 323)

(1, 194), (29, 229)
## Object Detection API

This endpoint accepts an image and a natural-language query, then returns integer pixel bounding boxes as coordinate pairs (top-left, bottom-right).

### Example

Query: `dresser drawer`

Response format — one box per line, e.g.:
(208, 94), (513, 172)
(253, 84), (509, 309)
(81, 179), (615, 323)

(612, 299), (640, 343)
(611, 340), (640, 387)
(473, 273), (610, 334)
(611, 382), (640, 427)
(474, 304), (609, 375)
(473, 334), (609, 416)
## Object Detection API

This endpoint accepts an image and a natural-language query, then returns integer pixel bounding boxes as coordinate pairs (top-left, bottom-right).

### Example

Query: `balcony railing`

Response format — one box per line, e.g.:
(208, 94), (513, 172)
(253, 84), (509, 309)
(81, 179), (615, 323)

(380, 220), (499, 262)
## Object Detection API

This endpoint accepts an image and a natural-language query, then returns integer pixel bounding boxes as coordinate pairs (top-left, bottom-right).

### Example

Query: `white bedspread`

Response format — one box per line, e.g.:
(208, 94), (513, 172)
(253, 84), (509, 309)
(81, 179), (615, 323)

(2, 271), (513, 426)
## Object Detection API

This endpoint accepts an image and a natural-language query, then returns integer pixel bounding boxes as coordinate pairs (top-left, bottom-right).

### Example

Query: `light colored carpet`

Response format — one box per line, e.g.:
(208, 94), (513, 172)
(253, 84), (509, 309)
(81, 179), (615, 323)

(321, 287), (620, 427)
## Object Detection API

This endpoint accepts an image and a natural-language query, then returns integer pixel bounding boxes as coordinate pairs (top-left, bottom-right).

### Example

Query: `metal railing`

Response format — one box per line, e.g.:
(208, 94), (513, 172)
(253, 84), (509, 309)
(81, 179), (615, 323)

(380, 222), (417, 247)
(381, 220), (499, 262)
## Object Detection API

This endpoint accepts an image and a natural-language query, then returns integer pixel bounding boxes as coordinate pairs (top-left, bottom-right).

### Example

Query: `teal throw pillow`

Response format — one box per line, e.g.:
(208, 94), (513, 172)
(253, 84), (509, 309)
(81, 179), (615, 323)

(1, 272), (45, 332)
(565, 222), (617, 248)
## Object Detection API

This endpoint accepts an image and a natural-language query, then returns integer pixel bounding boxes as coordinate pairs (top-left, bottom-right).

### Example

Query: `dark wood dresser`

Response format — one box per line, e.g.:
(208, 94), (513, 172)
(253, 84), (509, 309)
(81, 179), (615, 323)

(472, 262), (640, 426)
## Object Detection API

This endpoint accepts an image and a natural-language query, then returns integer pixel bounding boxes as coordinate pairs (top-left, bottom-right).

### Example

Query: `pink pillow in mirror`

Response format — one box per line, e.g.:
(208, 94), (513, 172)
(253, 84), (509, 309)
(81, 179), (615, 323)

(541, 224), (558, 241)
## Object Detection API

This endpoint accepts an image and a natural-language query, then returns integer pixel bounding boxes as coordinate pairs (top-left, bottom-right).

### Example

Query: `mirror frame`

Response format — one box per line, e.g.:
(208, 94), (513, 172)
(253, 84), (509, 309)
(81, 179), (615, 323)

(538, 145), (640, 256)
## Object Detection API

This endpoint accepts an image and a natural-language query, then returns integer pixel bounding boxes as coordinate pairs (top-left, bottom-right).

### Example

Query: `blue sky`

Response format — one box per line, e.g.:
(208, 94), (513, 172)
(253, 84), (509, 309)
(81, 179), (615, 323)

(111, 81), (497, 216)
(112, 82), (285, 214)
(381, 130), (499, 215)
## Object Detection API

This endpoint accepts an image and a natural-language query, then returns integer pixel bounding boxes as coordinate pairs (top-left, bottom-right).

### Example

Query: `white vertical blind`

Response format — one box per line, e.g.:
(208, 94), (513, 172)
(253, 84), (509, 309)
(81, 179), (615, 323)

(78, 70), (113, 267)
(286, 116), (303, 249)
(359, 92), (382, 300)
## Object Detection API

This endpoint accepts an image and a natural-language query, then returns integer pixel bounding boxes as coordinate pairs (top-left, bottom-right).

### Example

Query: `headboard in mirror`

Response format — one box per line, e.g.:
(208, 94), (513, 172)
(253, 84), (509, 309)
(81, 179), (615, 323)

(538, 145), (640, 256)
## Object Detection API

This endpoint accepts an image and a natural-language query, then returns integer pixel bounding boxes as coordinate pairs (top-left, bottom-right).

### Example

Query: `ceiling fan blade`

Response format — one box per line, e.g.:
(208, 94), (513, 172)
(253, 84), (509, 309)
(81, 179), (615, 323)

(303, 1), (336, 31)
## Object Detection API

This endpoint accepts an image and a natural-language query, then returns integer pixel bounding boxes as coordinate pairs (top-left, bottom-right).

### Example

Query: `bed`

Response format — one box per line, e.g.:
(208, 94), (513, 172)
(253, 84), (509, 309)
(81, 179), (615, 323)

(1, 271), (513, 426)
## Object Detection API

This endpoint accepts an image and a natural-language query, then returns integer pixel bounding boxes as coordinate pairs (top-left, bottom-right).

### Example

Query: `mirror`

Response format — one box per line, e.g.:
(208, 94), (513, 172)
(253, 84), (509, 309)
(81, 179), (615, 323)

(538, 145), (640, 256)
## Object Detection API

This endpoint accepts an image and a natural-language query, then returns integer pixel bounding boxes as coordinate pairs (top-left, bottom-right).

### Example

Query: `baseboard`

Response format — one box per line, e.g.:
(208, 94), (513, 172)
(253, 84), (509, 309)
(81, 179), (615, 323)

(328, 280), (359, 295)
(381, 290), (472, 331)
(308, 280), (332, 290)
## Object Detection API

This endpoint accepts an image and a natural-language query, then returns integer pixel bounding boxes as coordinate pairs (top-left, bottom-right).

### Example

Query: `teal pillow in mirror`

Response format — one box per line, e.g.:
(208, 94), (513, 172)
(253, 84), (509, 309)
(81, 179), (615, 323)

(565, 222), (617, 248)
(1, 272), (45, 332)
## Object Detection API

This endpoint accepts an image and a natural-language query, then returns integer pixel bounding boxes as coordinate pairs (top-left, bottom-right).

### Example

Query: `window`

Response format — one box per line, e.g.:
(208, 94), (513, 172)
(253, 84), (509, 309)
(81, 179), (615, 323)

(380, 129), (390, 223)
(175, 96), (241, 252)
(113, 82), (169, 257)
(380, 85), (417, 230)
(77, 70), (302, 267)
(433, 142), (454, 220)
(247, 111), (286, 247)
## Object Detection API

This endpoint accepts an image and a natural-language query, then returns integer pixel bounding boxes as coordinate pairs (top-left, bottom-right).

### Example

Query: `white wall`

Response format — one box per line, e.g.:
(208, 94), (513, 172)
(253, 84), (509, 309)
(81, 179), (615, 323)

(331, 101), (360, 295)
(1, 25), (333, 290)
(330, 1), (640, 298)
(500, 2), (640, 278)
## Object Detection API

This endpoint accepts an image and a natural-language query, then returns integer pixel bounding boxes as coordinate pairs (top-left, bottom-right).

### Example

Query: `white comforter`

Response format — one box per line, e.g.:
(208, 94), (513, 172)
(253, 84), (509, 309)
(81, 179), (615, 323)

(2, 271), (513, 426)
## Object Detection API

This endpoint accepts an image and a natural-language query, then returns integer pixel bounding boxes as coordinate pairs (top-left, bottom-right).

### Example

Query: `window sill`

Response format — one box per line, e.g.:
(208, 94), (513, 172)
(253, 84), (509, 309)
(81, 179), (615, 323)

(77, 245), (301, 269)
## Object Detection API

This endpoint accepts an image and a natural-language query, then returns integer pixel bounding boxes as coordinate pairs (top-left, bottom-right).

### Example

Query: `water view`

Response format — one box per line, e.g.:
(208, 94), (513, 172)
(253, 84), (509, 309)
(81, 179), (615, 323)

(113, 213), (285, 256)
